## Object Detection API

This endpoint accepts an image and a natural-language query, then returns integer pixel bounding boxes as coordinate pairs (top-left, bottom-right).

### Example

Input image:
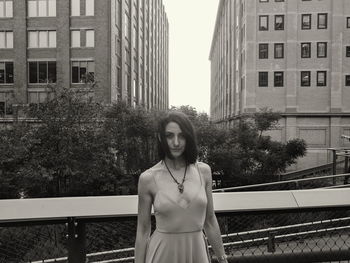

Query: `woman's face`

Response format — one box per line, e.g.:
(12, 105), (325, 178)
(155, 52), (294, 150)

(165, 121), (186, 159)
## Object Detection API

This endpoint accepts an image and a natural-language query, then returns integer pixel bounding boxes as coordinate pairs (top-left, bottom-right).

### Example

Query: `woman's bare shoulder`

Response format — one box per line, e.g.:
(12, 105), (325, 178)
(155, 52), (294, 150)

(196, 162), (212, 182)
(139, 161), (163, 188)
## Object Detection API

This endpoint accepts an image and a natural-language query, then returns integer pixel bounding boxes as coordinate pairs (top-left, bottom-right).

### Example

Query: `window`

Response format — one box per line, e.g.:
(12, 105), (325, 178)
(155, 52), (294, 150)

(28, 30), (56, 48)
(0, 61), (13, 84)
(0, 0), (13, 18)
(301, 14), (311, 30)
(0, 92), (14, 116)
(274, 72), (284, 87)
(85, 30), (94, 47)
(259, 15), (268, 31)
(317, 42), (327, 58)
(259, 43), (268, 59)
(85, 0), (94, 16)
(71, 30), (80, 47)
(317, 71), (326, 86)
(347, 46), (350, 57)
(346, 75), (350, 86)
(71, 0), (94, 16)
(274, 43), (284, 58)
(28, 0), (56, 17)
(71, 30), (94, 47)
(71, 61), (95, 83)
(259, 72), (268, 87)
(301, 71), (311, 86)
(275, 0), (284, 2)
(275, 15), (284, 30)
(301, 42), (311, 58)
(71, 0), (80, 16)
(318, 13), (327, 29)
(28, 61), (56, 84)
(259, 0), (268, 2)
(0, 31), (13, 48)
(347, 17), (350, 28)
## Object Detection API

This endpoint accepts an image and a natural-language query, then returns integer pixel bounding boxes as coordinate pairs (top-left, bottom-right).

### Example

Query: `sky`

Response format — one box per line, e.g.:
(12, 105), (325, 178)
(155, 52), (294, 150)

(162, 0), (220, 114)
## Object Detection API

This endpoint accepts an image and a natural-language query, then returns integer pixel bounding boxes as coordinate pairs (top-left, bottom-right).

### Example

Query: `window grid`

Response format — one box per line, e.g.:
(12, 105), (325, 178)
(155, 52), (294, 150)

(259, 72), (268, 87)
(28, 0), (56, 17)
(317, 13), (328, 29)
(274, 71), (284, 87)
(275, 15), (284, 30)
(28, 30), (56, 48)
(346, 75), (350, 86)
(317, 42), (327, 58)
(0, 61), (13, 84)
(302, 14), (311, 30)
(0, 91), (14, 116)
(0, 0), (13, 18)
(274, 43), (284, 59)
(346, 46), (350, 57)
(301, 42), (311, 58)
(259, 15), (269, 31)
(71, 61), (95, 84)
(259, 43), (268, 59)
(0, 31), (13, 48)
(317, 71), (327, 87)
(28, 61), (57, 84)
(301, 71), (311, 87)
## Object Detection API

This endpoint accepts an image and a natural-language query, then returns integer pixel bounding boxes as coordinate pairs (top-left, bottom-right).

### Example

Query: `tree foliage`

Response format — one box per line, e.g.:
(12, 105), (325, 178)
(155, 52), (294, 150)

(0, 92), (307, 198)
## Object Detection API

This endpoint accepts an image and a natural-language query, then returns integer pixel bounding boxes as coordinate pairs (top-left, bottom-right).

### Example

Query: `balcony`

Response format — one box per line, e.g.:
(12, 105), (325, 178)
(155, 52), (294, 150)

(1, 188), (350, 262)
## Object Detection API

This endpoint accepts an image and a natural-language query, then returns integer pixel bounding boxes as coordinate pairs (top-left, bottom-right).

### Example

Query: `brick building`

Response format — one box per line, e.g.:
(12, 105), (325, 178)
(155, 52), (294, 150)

(210, 0), (350, 168)
(0, 0), (168, 118)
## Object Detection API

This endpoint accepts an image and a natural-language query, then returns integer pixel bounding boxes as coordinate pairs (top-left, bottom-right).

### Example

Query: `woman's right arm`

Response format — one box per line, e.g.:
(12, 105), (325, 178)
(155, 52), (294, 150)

(134, 172), (153, 263)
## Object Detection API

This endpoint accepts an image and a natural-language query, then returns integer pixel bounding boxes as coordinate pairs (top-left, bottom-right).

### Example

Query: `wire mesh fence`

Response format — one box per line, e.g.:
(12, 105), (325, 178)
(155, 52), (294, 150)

(1, 208), (350, 263)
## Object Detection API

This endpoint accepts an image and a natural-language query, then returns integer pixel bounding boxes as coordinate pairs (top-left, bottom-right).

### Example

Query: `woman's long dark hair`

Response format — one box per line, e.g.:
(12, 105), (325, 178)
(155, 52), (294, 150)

(157, 111), (198, 164)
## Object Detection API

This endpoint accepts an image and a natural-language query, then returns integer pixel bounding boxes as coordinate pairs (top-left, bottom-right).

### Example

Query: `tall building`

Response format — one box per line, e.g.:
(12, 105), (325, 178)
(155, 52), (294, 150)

(210, 0), (350, 168)
(0, 0), (169, 118)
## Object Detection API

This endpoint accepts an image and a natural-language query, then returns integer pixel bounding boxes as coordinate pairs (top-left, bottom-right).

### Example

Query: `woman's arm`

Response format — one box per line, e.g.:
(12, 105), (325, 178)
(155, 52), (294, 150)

(134, 172), (153, 263)
(200, 163), (228, 263)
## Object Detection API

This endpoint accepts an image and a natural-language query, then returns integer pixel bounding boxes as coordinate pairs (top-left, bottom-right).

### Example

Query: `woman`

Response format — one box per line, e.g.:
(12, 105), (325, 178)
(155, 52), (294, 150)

(135, 111), (228, 263)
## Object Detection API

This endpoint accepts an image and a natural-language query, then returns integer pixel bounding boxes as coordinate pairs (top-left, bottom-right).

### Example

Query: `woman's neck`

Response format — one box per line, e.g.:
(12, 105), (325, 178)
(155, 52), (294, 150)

(164, 156), (186, 170)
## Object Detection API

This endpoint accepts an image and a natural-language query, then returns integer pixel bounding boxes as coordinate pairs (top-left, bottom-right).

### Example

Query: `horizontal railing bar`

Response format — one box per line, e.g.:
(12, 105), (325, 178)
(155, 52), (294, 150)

(222, 225), (350, 248)
(213, 173), (350, 192)
(2, 189), (350, 224)
(227, 249), (350, 263)
(275, 225), (350, 239)
(90, 257), (135, 263)
(221, 216), (350, 239)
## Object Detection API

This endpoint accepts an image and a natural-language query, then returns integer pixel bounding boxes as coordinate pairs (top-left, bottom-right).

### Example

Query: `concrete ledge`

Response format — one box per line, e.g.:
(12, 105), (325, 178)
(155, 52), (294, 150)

(0, 189), (350, 223)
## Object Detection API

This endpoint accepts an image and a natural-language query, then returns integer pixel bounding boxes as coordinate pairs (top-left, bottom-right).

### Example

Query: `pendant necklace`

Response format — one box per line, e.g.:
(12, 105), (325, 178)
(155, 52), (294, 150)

(163, 160), (187, 194)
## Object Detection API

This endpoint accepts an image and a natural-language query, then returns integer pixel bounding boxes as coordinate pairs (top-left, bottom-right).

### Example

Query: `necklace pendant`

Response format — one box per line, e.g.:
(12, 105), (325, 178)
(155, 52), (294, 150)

(178, 184), (184, 193)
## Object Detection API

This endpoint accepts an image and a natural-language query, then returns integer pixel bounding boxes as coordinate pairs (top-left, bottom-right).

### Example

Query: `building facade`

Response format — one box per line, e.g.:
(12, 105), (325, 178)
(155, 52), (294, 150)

(210, 0), (350, 168)
(0, 0), (168, 118)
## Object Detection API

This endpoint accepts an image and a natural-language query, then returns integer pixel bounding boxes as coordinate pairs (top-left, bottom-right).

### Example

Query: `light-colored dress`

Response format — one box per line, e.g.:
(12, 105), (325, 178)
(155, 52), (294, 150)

(145, 161), (210, 263)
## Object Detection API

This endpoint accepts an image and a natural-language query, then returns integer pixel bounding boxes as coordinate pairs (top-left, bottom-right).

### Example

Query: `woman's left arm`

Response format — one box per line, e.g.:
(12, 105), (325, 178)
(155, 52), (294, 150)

(200, 163), (228, 263)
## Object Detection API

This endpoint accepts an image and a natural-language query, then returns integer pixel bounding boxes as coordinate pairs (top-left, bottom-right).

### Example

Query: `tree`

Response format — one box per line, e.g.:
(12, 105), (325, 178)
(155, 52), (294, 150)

(7, 86), (121, 197)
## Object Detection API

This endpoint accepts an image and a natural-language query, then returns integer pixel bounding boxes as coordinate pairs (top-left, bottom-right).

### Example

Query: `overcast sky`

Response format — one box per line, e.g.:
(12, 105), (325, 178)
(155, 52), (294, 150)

(162, 0), (219, 114)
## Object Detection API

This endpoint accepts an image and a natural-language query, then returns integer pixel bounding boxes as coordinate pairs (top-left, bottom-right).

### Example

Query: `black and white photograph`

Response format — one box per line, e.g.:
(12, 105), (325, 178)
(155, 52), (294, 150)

(1, 0), (350, 262)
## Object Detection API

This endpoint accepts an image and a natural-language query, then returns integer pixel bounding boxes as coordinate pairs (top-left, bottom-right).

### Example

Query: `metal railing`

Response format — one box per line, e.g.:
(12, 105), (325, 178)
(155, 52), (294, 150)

(1, 189), (350, 263)
(213, 172), (350, 192)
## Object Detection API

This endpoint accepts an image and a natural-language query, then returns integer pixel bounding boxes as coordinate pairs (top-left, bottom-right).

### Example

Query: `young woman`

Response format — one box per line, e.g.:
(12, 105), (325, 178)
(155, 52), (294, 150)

(135, 111), (228, 263)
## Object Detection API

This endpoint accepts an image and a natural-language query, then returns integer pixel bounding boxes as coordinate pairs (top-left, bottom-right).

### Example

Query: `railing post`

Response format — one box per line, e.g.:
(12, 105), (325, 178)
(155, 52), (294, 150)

(267, 231), (276, 253)
(332, 149), (337, 184)
(345, 152), (349, 184)
(67, 217), (86, 263)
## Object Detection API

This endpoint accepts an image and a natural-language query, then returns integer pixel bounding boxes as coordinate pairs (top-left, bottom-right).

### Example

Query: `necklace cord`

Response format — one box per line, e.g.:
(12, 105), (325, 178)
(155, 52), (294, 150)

(163, 160), (187, 186)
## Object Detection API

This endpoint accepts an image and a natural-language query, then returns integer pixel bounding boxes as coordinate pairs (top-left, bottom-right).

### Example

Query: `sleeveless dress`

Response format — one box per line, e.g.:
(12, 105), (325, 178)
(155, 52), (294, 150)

(145, 162), (210, 263)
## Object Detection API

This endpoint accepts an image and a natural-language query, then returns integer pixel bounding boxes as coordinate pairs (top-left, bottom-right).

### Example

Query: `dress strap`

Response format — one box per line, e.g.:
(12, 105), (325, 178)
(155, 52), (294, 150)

(196, 162), (204, 186)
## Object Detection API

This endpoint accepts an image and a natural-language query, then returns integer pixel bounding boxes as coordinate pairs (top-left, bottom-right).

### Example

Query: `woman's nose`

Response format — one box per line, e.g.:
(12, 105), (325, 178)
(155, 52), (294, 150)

(174, 136), (179, 146)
